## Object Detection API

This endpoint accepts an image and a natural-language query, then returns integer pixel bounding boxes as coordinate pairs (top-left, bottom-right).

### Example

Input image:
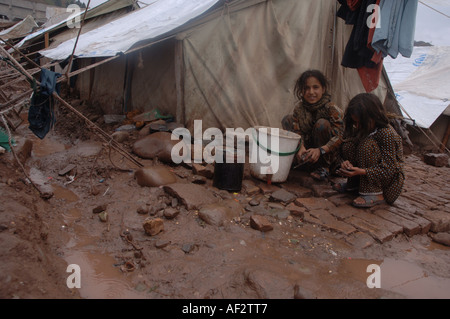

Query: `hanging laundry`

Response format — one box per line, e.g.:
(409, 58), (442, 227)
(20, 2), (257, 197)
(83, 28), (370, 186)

(371, 0), (418, 59)
(28, 69), (61, 139)
(338, 0), (378, 69)
(337, 0), (418, 92)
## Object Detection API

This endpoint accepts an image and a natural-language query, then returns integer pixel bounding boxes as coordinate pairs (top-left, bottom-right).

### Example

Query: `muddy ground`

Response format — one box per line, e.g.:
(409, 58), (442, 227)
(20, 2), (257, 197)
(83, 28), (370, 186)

(1, 101), (450, 300)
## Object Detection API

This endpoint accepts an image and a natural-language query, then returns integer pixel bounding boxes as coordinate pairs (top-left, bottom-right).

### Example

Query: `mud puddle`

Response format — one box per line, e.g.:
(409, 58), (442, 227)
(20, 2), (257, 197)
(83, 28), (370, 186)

(63, 219), (145, 299)
(65, 249), (144, 299)
(339, 248), (450, 299)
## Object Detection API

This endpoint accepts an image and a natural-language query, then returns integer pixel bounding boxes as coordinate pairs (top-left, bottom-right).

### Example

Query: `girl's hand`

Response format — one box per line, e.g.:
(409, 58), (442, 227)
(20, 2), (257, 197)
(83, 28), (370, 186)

(304, 148), (321, 164)
(296, 146), (307, 163)
(337, 163), (366, 177)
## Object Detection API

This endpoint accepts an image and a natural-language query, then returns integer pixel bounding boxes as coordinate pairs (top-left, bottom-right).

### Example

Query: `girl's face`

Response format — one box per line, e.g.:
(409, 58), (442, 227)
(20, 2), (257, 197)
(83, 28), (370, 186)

(302, 76), (325, 104)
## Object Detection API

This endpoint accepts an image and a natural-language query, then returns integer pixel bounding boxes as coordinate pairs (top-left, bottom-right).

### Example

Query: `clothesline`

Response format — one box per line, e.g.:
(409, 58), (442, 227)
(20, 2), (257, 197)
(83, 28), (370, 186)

(419, 1), (450, 19)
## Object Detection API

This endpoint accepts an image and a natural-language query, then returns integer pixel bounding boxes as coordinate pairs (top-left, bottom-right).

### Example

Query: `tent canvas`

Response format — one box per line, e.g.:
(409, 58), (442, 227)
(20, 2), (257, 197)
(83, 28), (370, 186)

(37, 0), (397, 132)
(383, 46), (450, 129)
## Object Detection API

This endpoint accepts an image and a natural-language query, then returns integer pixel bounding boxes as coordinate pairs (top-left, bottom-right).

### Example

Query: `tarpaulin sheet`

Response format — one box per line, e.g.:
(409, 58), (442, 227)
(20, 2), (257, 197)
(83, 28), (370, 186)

(39, 0), (220, 59)
(383, 46), (450, 128)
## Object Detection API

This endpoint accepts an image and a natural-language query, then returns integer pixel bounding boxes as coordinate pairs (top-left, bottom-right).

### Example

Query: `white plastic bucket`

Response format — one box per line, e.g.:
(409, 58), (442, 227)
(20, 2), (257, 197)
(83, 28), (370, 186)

(249, 126), (301, 183)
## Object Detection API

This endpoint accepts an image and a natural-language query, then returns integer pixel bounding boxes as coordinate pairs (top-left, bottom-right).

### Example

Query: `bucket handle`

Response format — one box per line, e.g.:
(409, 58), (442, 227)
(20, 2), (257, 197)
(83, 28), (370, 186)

(252, 129), (301, 157)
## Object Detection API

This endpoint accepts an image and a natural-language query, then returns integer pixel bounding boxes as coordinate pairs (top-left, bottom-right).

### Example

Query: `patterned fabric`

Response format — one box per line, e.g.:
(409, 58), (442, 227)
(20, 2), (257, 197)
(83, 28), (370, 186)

(341, 124), (404, 204)
(290, 94), (344, 154)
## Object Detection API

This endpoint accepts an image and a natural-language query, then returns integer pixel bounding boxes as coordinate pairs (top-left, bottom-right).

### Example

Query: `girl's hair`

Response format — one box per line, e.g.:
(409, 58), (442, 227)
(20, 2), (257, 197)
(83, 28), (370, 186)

(294, 69), (329, 100)
(344, 93), (389, 139)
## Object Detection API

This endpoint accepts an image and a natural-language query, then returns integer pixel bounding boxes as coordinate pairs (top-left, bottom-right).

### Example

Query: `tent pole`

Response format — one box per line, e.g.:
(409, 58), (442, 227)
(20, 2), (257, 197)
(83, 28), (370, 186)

(440, 118), (450, 153)
(175, 39), (185, 125)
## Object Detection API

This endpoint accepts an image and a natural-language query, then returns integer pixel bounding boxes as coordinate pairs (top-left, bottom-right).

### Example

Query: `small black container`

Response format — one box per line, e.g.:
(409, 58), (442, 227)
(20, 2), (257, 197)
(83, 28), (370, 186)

(213, 148), (244, 192)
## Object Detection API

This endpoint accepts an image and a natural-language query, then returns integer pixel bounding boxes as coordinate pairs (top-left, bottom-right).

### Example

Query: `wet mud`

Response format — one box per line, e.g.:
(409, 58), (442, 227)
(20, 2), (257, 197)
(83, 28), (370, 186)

(1, 117), (450, 300)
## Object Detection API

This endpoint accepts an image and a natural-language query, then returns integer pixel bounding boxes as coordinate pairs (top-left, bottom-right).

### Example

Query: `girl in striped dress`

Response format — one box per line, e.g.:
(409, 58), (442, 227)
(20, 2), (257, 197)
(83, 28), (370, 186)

(335, 93), (404, 208)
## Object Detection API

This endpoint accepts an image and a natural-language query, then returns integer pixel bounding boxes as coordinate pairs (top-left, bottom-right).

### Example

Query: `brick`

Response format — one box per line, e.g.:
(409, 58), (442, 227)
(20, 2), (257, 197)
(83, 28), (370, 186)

(294, 197), (336, 211)
(270, 189), (296, 204)
(163, 183), (217, 210)
(280, 182), (313, 198)
(415, 210), (450, 233)
(373, 209), (421, 237)
(329, 204), (360, 220)
(250, 215), (273, 232)
(346, 216), (395, 243)
(327, 194), (354, 207)
(285, 202), (306, 218)
(311, 184), (338, 198)
(307, 209), (357, 236)
(355, 211), (403, 236)
(423, 153), (449, 167)
(388, 208), (432, 234)
(345, 231), (375, 249)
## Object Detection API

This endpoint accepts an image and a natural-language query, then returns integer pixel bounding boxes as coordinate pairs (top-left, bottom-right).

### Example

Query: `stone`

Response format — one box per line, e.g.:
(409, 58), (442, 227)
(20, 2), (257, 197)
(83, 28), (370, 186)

(198, 203), (237, 227)
(163, 207), (179, 219)
(98, 211), (108, 222)
(111, 131), (129, 143)
(285, 202), (305, 218)
(14, 138), (33, 164)
(431, 232), (450, 247)
(423, 153), (449, 167)
(190, 175), (207, 184)
(242, 180), (260, 195)
(155, 239), (171, 249)
(270, 209), (290, 220)
(92, 204), (107, 214)
(137, 205), (149, 214)
(243, 268), (293, 299)
(143, 218), (164, 236)
(58, 164), (77, 176)
(132, 132), (186, 163)
(192, 163), (214, 179)
(134, 166), (177, 187)
(250, 215), (273, 232)
(249, 199), (260, 206)
(256, 181), (280, 194)
(163, 183), (217, 210)
(270, 189), (296, 204)
(182, 243), (196, 254)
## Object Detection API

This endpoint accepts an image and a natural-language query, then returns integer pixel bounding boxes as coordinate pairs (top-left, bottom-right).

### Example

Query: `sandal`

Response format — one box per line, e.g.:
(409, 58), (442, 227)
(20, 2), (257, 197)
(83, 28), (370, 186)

(352, 195), (385, 208)
(332, 182), (358, 194)
(310, 167), (329, 181)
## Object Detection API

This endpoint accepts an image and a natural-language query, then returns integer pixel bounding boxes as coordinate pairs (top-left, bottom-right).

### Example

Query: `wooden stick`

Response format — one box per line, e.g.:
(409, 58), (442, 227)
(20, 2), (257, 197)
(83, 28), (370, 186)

(0, 45), (143, 169)
(440, 118), (450, 153)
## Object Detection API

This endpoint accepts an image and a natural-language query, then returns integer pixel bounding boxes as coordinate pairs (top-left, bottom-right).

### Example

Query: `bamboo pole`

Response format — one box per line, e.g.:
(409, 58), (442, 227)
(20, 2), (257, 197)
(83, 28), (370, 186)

(0, 45), (143, 169)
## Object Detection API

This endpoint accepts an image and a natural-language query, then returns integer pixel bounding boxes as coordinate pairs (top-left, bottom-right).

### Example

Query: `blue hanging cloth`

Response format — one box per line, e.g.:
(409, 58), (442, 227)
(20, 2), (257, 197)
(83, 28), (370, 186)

(28, 69), (61, 139)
